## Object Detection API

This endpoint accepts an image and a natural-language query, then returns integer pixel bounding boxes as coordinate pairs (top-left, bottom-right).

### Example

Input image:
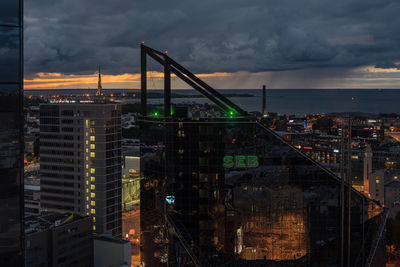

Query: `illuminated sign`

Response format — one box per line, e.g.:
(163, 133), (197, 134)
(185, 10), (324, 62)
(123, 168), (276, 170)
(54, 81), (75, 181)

(165, 196), (175, 205)
(222, 155), (259, 168)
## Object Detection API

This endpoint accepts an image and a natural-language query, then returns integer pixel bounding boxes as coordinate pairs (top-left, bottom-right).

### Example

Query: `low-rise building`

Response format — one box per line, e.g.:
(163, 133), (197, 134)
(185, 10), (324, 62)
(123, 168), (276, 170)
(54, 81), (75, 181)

(93, 234), (131, 267)
(25, 212), (93, 267)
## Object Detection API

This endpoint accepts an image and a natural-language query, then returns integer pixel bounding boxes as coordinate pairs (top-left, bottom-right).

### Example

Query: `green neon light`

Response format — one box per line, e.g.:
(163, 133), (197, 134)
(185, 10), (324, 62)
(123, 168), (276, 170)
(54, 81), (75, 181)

(222, 155), (259, 168)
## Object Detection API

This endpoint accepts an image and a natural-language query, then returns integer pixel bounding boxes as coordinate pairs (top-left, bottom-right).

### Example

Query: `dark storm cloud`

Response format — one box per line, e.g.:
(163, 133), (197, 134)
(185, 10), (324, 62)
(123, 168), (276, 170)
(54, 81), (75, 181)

(24, 0), (400, 76)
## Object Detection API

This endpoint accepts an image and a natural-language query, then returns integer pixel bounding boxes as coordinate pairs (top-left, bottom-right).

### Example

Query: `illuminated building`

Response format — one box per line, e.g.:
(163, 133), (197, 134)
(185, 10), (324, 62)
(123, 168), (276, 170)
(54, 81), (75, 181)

(40, 102), (122, 236)
(0, 0), (24, 265)
(138, 45), (386, 266)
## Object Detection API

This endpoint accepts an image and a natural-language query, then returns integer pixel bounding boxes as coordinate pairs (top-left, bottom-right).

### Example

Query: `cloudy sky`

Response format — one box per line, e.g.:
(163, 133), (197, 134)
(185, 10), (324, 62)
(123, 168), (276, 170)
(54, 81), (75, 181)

(24, 0), (400, 89)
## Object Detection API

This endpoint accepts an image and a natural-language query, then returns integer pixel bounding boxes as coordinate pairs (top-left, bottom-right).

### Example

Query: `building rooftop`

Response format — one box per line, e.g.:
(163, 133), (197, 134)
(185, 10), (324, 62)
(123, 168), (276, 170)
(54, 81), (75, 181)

(93, 234), (130, 244)
(25, 212), (88, 234)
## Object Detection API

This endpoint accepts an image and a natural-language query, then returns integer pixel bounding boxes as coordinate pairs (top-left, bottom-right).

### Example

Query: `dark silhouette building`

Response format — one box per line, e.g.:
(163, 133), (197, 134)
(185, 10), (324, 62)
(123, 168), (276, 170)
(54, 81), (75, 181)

(25, 212), (93, 267)
(139, 45), (386, 267)
(0, 0), (24, 265)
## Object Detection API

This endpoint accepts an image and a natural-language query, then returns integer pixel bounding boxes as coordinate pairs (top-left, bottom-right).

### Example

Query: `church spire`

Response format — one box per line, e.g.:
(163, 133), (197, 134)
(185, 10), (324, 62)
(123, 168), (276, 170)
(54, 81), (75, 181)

(96, 66), (103, 96)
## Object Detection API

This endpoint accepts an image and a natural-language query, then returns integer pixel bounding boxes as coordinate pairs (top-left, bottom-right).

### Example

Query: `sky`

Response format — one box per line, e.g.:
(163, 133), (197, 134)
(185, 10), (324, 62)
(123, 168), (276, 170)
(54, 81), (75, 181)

(23, 0), (400, 89)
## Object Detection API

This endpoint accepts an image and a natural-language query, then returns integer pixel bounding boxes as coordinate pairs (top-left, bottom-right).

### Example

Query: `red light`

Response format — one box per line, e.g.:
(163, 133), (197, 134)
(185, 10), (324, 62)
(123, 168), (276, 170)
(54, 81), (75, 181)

(164, 50), (168, 54)
(141, 41), (145, 44)
(303, 146), (313, 150)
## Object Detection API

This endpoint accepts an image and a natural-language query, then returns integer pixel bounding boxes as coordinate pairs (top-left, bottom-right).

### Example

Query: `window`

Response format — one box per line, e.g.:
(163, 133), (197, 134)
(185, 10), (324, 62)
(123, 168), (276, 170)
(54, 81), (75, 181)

(91, 184), (95, 190)
(86, 148), (89, 153)
(90, 128), (95, 134)
(90, 136), (95, 141)
(90, 152), (95, 157)
(93, 225), (96, 231)
(90, 144), (95, 149)
(93, 217), (96, 222)
(86, 164), (89, 169)
(91, 177), (95, 182)
(91, 201), (95, 206)
(91, 209), (95, 214)
(85, 120), (89, 128)
(90, 120), (95, 126)
(91, 192), (96, 198)
(86, 140), (88, 145)
(90, 168), (95, 174)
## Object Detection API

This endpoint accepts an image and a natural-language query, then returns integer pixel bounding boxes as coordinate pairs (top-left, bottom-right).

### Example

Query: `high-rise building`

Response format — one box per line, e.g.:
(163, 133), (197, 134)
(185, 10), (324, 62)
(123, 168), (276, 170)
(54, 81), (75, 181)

(138, 45), (387, 267)
(0, 0), (24, 265)
(40, 102), (122, 236)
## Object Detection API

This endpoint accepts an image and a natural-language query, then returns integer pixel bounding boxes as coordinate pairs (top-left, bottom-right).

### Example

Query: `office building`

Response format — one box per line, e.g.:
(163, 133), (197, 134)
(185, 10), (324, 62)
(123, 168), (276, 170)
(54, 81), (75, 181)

(24, 182), (41, 216)
(25, 212), (92, 267)
(93, 234), (131, 267)
(139, 45), (386, 267)
(40, 102), (122, 236)
(0, 0), (24, 265)
(385, 179), (400, 207)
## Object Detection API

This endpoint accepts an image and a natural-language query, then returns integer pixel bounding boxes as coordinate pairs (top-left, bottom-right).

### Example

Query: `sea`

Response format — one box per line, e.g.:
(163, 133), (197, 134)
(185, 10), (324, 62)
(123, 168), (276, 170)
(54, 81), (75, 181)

(25, 89), (400, 115)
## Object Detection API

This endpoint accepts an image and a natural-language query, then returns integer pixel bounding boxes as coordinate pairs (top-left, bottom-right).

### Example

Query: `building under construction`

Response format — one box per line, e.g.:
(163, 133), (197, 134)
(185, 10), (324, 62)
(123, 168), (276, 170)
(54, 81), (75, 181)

(139, 44), (386, 267)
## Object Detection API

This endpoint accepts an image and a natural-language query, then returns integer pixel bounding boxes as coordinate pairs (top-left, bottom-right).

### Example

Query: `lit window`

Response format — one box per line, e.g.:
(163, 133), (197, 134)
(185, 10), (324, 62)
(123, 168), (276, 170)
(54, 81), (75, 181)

(91, 193), (95, 198)
(86, 156), (89, 161)
(93, 217), (96, 222)
(86, 140), (88, 145)
(86, 180), (89, 185)
(85, 119), (89, 128)
(90, 120), (95, 126)
(86, 188), (89, 193)
(90, 128), (95, 134)
(90, 136), (95, 141)
(86, 205), (89, 209)
(90, 144), (95, 149)
(91, 184), (95, 190)
(86, 172), (89, 177)
(90, 152), (95, 157)
(90, 168), (95, 174)
(93, 225), (96, 231)
(91, 209), (95, 214)
(86, 164), (89, 169)
(91, 201), (95, 206)
(86, 148), (89, 153)
(86, 132), (88, 137)
(376, 179), (380, 184)
(86, 196), (89, 201)
(91, 177), (95, 182)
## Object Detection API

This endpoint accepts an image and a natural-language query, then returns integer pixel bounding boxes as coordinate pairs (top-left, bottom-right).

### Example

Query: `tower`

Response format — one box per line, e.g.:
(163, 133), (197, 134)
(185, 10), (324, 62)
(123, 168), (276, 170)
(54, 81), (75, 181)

(262, 85), (267, 117)
(363, 145), (373, 195)
(40, 103), (122, 236)
(96, 67), (103, 96)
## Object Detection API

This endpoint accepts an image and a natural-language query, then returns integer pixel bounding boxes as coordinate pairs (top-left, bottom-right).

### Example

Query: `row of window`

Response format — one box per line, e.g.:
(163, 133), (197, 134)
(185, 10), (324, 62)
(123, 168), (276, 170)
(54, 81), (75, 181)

(41, 157), (74, 164)
(41, 165), (75, 172)
(41, 172), (75, 179)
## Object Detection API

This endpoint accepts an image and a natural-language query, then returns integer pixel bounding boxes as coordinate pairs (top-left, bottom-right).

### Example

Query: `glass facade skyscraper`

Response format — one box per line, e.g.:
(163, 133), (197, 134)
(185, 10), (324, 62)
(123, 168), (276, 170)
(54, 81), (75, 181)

(0, 0), (24, 265)
(140, 116), (386, 266)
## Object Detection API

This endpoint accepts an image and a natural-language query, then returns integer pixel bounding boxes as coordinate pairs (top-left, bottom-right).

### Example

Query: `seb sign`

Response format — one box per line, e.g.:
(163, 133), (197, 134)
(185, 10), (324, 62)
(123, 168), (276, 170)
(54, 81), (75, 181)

(222, 155), (259, 169)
